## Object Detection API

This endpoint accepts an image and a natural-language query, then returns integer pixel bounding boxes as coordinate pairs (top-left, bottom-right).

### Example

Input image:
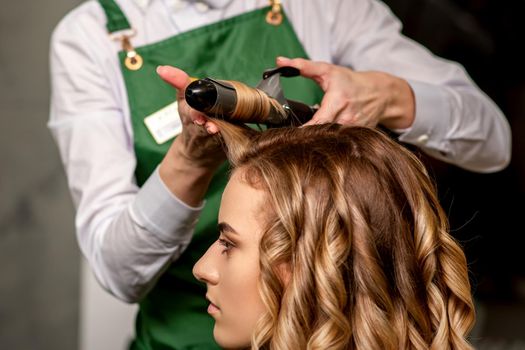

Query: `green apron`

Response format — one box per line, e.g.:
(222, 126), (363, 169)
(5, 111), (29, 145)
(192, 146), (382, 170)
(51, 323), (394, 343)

(99, 1), (323, 348)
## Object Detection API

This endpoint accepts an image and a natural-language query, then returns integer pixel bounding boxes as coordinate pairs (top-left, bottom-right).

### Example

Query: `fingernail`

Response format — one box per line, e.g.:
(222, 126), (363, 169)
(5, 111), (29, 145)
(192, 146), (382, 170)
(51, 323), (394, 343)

(194, 118), (205, 126)
(277, 56), (290, 62)
(156, 65), (165, 74)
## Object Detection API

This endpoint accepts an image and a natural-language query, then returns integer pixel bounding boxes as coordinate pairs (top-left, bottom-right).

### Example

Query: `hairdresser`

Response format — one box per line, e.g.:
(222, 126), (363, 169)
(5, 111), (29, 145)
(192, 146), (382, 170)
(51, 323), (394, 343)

(48, 0), (511, 349)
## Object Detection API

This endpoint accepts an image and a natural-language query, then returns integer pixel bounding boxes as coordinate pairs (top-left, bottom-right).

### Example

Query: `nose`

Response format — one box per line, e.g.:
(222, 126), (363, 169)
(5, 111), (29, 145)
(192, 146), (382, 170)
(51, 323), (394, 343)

(193, 245), (219, 285)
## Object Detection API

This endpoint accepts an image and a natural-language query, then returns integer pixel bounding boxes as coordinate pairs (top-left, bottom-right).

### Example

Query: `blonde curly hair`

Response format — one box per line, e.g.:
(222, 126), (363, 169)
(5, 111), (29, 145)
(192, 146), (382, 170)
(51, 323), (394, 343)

(214, 121), (475, 350)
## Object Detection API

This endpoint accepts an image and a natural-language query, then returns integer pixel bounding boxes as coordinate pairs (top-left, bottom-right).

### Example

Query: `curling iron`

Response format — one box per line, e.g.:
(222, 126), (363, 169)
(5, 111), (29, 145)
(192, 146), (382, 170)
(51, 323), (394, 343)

(184, 66), (318, 127)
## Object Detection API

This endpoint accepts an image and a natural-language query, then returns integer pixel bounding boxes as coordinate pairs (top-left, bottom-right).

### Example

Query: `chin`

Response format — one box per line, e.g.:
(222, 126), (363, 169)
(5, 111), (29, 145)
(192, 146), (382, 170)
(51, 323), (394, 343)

(213, 325), (251, 350)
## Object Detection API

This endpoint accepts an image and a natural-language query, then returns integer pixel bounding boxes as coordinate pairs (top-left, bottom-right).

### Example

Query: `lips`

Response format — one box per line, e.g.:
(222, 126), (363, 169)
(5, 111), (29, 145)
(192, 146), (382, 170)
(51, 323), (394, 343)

(206, 295), (220, 314)
(207, 302), (220, 314)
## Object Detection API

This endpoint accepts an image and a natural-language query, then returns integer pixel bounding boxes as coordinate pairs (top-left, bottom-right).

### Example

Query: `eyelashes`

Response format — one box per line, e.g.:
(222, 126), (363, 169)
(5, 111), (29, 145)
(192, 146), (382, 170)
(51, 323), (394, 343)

(218, 237), (235, 255)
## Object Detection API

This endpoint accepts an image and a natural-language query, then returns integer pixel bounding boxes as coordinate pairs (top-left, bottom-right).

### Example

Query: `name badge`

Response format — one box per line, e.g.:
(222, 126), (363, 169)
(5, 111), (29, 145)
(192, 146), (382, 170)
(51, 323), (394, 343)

(143, 101), (182, 144)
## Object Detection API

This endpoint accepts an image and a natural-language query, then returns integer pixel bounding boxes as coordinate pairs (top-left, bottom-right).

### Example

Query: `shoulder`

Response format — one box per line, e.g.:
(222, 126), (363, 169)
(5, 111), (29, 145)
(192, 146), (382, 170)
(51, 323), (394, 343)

(282, 0), (364, 30)
(282, 0), (360, 15)
(50, 0), (115, 63)
(49, 1), (119, 78)
(52, 1), (107, 43)
(282, 0), (389, 23)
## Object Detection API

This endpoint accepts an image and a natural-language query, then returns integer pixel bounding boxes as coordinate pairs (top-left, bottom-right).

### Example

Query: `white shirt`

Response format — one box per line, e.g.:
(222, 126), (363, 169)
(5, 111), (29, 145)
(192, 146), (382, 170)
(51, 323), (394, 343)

(48, 0), (511, 302)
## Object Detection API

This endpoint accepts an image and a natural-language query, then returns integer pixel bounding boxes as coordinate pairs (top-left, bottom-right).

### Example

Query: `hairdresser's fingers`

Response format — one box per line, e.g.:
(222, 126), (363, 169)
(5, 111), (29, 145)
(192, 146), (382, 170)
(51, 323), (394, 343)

(156, 65), (191, 97)
(156, 66), (214, 128)
(304, 92), (348, 126)
(306, 107), (339, 126)
(178, 103), (217, 134)
(192, 114), (212, 130)
(203, 120), (220, 134)
(174, 94), (205, 123)
(276, 57), (331, 88)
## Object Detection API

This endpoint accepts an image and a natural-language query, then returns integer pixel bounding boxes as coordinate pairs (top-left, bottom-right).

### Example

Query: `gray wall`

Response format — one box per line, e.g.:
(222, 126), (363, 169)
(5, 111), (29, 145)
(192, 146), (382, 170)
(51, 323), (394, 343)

(0, 0), (82, 349)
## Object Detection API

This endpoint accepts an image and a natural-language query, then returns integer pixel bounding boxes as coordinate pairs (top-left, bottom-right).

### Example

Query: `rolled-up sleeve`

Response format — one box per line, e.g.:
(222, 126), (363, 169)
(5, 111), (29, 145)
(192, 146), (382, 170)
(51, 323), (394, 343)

(326, 0), (511, 172)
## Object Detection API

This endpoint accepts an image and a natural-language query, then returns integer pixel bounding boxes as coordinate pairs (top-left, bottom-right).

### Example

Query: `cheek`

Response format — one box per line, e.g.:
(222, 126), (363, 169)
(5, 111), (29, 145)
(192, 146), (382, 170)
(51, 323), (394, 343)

(214, 255), (266, 347)
(223, 261), (261, 303)
(225, 253), (265, 309)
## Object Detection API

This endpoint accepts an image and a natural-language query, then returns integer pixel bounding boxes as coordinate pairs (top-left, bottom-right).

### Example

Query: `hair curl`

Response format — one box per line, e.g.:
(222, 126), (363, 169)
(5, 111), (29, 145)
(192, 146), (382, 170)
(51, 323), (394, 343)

(214, 121), (475, 350)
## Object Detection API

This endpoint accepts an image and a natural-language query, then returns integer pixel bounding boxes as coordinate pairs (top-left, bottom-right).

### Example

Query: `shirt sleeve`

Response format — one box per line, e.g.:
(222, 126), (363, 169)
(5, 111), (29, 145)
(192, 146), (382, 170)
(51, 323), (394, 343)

(48, 6), (200, 303)
(326, 0), (511, 173)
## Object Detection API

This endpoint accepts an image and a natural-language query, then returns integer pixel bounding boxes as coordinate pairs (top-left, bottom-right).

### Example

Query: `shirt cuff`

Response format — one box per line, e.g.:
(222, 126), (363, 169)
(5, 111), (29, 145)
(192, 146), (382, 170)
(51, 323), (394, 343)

(131, 166), (204, 245)
(396, 80), (453, 157)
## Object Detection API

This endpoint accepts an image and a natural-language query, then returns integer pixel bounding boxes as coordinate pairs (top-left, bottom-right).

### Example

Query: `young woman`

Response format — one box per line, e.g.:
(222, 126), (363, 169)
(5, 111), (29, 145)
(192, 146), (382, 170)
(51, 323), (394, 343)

(193, 123), (475, 349)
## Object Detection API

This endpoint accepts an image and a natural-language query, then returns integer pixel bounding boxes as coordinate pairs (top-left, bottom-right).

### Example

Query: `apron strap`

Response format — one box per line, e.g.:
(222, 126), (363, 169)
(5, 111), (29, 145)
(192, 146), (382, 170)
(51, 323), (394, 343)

(98, 0), (132, 33)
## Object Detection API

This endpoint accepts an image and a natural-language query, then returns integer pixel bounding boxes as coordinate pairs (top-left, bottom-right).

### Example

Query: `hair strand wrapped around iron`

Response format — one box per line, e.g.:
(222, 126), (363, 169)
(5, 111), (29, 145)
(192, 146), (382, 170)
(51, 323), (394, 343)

(185, 77), (316, 126)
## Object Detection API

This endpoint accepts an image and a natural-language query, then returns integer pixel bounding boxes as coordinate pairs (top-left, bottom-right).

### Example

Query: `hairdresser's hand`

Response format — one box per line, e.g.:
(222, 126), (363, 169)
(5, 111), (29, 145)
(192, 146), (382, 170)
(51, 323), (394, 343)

(276, 57), (415, 129)
(156, 65), (225, 207)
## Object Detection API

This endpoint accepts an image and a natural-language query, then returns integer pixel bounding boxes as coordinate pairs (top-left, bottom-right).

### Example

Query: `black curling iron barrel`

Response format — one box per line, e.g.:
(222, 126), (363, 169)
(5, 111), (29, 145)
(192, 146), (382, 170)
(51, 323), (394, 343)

(184, 77), (317, 126)
(185, 79), (238, 118)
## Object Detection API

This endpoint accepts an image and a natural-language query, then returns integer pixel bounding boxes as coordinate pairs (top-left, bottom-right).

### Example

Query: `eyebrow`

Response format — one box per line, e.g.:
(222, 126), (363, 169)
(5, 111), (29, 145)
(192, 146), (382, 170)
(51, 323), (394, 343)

(217, 222), (239, 236)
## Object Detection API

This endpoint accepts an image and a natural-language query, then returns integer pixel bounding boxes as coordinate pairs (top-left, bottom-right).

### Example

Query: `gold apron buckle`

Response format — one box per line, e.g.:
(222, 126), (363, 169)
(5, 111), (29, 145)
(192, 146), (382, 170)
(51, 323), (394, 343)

(125, 50), (143, 71)
(266, 0), (283, 26)
(122, 36), (143, 71)
(111, 30), (144, 71)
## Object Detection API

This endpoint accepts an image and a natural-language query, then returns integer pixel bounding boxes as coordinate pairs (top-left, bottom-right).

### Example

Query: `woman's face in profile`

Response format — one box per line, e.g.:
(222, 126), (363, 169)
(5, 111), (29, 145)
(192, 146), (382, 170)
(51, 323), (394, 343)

(193, 171), (267, 349)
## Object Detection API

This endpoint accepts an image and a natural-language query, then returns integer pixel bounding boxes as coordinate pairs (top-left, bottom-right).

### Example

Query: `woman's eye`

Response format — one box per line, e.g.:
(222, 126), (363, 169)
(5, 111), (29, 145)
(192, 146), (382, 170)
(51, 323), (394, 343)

(218, 238), (234, 255)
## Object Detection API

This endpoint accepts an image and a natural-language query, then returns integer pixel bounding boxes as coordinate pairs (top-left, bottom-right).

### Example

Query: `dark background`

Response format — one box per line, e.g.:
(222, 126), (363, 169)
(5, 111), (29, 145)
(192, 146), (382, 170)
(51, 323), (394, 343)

(0, 0), (523, 349)
(383, 0), (525, 298)
(383, 0), (525, 345)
